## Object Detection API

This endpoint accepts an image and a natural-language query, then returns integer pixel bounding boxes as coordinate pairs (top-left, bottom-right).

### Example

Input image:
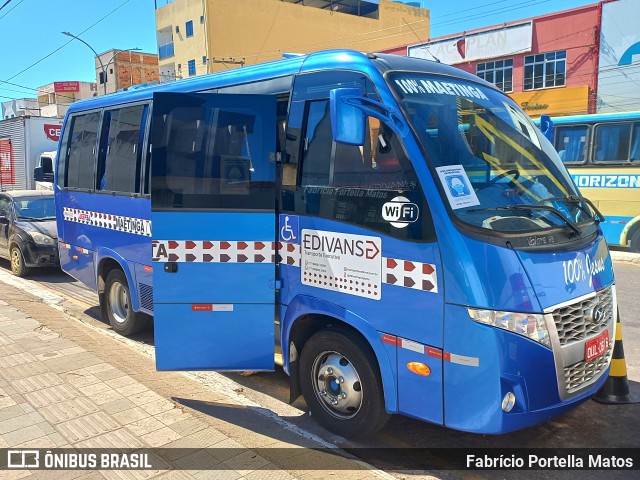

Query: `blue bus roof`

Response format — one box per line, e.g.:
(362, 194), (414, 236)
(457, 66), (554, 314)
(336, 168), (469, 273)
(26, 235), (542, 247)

(66, 49), (497, 114)
(540, 111), (640, 124)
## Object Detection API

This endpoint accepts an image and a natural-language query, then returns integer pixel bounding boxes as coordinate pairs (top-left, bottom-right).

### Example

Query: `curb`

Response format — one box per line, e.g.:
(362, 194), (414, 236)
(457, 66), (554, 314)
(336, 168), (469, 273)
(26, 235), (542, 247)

(610, 251), (640, 265)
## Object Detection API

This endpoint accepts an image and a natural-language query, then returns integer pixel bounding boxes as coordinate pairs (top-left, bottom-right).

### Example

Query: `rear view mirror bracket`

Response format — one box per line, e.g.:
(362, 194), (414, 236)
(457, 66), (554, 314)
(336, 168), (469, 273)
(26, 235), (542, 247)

(330, 88), (409, 146)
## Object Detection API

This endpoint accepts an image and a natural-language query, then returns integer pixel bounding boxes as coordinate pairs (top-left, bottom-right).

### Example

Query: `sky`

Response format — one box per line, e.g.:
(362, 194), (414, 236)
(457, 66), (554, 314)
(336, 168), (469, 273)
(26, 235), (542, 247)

(0, 0), (603, 104)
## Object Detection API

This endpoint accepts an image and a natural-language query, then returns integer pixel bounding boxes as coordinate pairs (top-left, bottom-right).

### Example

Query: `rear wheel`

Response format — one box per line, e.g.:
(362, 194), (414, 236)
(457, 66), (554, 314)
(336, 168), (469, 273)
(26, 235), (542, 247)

(104, 269), (148, 336)
(299, 328), (390, 439)
(630, 230), (640, 253)
(10, 246), (29, 277)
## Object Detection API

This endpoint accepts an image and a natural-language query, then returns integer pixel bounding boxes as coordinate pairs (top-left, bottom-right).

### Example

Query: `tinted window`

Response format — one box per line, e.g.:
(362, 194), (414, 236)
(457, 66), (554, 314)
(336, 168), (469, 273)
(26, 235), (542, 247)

(282, 101), (432, 242)
(0, 196), (10, 217)
(152, 93), (275, 210)
(554, 125), (588, 164)
(632, 124), (640, 162)
(594, 123), (632, 163)
(65, 112), (100, 189)
(98, 105), (146, 193)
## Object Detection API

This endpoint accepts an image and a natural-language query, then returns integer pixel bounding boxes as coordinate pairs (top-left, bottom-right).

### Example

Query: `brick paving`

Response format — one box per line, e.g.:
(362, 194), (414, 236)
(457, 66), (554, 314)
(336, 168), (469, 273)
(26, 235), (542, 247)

(0, 289), (385, 479)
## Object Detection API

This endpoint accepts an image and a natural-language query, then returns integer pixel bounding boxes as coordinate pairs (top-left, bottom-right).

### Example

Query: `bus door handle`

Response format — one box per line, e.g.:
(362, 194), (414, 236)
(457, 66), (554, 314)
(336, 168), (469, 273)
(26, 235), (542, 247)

(164, 262), (178, 273)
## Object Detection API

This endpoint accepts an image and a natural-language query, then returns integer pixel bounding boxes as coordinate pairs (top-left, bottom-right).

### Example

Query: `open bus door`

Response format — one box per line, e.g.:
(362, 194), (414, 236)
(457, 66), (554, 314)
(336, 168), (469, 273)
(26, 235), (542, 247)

(151, 92), (277, 371)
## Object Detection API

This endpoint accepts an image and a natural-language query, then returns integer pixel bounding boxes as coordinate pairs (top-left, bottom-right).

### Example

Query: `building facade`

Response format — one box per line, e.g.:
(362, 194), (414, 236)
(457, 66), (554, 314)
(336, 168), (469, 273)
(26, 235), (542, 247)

(1, 98), (40, 119)
(155, 0), (430, 82)
(395, 3), (602, 118)
(95, 49), (160, 95)
(36, 81), (98, 118)
(597, 0), (640, 112)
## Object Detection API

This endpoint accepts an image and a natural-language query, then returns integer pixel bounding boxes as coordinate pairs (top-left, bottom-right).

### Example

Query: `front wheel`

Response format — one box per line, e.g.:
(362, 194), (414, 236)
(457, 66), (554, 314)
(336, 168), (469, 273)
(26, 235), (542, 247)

(10, 246), (29, 277)
(104, 269), (148, 336)
(299, 328), (390, 438)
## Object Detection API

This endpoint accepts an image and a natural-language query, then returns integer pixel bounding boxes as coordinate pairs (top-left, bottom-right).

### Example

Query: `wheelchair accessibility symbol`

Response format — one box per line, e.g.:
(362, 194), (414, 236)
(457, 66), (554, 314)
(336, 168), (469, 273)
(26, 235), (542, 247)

(279, 214), (299, 243)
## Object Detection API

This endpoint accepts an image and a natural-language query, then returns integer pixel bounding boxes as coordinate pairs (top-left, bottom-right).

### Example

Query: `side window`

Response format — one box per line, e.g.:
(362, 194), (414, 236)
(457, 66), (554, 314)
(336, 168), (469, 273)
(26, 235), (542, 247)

(594, 123), (631, 163)
(0, 196), (10, 217)
(282, 101), (304, 187)
(152, 96), (274, 210)
(64, 112), (100, 189)
(56, 122), (71, 188)
(98, 104), (146, 194)
(554, 125), (588, 164)
(632, 123), (640, 162)
(283, 101), (432, 242)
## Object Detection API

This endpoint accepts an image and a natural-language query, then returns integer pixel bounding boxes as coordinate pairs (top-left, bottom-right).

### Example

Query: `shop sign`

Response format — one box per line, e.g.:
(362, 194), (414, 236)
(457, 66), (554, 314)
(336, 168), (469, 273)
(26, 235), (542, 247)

(409, 22), (532, 64)
(509, 86), (589, 117)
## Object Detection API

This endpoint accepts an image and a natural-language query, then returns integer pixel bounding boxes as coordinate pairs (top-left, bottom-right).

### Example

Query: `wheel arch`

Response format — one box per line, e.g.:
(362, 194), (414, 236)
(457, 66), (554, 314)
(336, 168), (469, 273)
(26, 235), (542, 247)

(96, 248), (140, 312)
(620, 215), (640, 249)
(282, 295), (398, 414)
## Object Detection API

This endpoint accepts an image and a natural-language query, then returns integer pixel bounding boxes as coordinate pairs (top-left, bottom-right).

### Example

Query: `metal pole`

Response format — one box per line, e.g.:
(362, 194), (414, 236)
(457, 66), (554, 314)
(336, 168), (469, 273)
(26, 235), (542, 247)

(62, 31), (107, 95)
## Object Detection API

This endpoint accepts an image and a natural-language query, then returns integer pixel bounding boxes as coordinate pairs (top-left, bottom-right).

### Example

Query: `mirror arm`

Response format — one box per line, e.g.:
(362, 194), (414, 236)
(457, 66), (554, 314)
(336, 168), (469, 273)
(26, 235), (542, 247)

(341, 96), (409, 138)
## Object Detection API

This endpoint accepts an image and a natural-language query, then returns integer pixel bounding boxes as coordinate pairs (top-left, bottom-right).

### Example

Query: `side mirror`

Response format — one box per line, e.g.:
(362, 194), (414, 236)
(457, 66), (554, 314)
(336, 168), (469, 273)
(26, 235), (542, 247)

(330, 88), (366, 146)
(539, 114), (554, 143)
(0, 215), (8, 224)
(34, 166), (44, 182)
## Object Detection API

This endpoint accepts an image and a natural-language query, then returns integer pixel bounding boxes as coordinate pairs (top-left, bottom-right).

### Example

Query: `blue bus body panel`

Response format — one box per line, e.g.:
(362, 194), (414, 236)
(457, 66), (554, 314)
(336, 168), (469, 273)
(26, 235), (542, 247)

(278, 215), (444, 424)
(151, 93), (277, 372)
(443, 303), (609, 433)
(516, 235), (613, 310)
(437, 233), (541, 313)
(56, 191), (151, 292)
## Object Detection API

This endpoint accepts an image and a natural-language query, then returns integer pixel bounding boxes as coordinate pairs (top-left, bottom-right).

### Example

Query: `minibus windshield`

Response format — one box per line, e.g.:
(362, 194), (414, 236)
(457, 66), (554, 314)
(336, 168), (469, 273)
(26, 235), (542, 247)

(388, 72), (596, 235)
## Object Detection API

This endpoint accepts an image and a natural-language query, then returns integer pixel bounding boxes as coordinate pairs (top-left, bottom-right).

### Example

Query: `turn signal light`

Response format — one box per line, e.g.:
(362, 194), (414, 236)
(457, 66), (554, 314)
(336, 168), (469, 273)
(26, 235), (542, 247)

(407, 362), (431, 376)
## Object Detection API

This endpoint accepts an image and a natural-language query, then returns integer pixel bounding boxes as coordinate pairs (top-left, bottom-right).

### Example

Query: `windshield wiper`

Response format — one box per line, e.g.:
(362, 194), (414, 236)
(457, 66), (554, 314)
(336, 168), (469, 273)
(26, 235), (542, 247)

(466, 204), (582, 236)
(542, 195), (605, 223)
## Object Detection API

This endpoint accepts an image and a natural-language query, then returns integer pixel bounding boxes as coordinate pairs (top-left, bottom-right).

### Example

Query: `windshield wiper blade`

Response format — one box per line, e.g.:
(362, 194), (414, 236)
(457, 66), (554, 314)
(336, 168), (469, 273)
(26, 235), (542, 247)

(543, 195), (606, 223)
(466, 204), (582, 236)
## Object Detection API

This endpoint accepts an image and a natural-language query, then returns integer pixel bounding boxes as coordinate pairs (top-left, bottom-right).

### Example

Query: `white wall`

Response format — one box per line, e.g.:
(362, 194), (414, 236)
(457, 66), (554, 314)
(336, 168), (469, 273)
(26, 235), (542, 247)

(597, 0), (640, 113)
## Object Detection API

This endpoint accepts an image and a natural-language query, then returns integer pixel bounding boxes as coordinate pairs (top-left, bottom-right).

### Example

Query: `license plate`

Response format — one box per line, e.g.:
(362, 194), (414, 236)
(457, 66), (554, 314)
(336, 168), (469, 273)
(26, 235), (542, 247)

(585, 330), (610, 362)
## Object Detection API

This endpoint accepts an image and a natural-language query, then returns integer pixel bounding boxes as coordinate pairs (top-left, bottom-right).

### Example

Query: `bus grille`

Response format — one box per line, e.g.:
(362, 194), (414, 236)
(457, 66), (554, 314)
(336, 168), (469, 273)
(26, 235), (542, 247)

(139, 283), (153, 311)
(564, 341), (613, 392)
(550, 287), (613, 346)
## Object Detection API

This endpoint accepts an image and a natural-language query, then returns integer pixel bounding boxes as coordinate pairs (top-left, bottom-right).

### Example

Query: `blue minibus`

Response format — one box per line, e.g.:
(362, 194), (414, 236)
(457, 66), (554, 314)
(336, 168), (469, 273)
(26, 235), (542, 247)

(55, 50), (616, 438)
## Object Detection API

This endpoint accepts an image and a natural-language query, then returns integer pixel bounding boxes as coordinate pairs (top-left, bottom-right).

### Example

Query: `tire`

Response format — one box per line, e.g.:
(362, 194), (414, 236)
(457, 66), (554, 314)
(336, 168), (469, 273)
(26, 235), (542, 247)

(630, 230), (640, 253)
(104, 269), (148, 336)
(10, 246), (29, 277)
(299, 328), (390, 438)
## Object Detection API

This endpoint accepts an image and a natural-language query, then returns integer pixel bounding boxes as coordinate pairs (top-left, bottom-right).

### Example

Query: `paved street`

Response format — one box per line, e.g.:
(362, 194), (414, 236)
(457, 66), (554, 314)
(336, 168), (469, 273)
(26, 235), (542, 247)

(0, 273), (393, 479)
(0, 258), (638, 479)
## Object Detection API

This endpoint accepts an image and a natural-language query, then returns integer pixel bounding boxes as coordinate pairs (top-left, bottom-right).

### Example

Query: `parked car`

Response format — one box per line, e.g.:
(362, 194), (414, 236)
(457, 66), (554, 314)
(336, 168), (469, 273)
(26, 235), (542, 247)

(0, 190), (59, 276)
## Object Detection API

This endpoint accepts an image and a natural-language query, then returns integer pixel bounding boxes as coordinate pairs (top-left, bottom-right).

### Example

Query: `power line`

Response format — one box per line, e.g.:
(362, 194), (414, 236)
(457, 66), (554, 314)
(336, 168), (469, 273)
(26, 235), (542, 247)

(0, 0), (22, 20)
(0, 0), (14, 13)
(4, 0), (132, 82)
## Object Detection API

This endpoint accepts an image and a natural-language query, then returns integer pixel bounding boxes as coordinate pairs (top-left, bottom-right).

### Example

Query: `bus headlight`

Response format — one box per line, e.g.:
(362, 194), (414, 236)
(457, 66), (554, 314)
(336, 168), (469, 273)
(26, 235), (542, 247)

(468, 308), (550, 347)
(30, 232), (55, 246)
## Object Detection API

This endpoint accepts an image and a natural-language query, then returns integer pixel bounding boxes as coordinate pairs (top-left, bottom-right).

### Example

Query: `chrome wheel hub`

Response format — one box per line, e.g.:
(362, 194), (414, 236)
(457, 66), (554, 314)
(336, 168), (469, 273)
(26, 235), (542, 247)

(108, 282), (129, 324)
(312, 351), (363, 419)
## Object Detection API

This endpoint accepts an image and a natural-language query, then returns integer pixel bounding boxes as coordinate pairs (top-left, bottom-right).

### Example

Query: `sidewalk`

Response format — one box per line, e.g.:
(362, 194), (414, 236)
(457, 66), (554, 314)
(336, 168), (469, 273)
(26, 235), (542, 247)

(0, 280), (387, 480)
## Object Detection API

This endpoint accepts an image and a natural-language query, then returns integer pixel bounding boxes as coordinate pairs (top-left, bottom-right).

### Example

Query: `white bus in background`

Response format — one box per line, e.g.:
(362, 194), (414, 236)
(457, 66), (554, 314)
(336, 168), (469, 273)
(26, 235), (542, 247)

(34, 150), (56, 191)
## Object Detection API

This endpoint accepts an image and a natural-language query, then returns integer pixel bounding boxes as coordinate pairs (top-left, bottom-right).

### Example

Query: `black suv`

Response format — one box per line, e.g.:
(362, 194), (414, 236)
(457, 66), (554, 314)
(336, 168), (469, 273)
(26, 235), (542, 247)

(0, 190), (59, 277)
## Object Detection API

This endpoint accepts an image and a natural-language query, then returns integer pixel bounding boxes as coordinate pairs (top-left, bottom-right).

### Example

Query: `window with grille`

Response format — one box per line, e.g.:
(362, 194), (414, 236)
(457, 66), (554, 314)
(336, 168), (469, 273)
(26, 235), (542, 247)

(524, 50), (566, 90)
(476, 59), (513, 92)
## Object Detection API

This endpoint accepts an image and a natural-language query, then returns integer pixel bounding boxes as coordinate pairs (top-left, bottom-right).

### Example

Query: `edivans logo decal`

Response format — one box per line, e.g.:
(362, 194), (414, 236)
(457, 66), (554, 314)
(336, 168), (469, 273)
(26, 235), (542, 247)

(382, 196), (419, 228)
(301, 229), (382, 300)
